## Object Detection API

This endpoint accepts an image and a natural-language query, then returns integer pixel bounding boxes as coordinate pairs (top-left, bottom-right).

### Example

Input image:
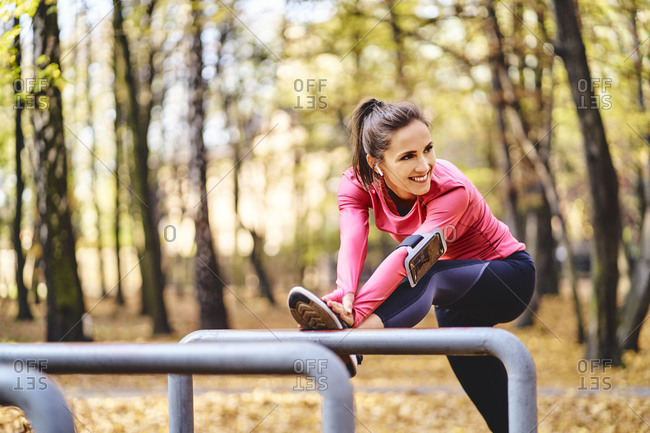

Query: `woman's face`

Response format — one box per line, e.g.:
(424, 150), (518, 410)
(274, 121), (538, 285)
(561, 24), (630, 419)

(368, 120), (436, 202)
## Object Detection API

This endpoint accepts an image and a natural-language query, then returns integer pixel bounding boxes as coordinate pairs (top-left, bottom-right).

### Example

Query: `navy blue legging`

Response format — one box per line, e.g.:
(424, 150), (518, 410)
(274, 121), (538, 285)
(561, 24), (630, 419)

(373, 250), (536, 433)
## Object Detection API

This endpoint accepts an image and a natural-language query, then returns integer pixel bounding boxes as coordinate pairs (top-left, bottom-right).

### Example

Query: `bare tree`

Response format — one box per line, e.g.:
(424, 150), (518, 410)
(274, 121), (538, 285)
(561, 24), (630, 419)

(188, 2), (229, 329)
(113, 0), (170, 333)
(32, 0), (87, 341)
(617, 0), (650, 352)
(12, 15), (32, 321)
(552, 0), (622, 363)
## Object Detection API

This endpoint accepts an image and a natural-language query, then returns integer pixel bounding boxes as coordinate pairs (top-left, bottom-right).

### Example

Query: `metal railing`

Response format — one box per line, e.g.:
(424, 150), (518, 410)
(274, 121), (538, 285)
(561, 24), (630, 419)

(0, 342), (355, 433)
(170, 328), (538, 433)
(0, 328), (537, 432)
(0, 364), (75, 433)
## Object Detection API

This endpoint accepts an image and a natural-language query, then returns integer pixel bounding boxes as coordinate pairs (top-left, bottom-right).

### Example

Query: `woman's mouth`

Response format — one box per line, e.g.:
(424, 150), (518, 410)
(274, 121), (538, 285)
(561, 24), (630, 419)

(409, 172), (429, 183)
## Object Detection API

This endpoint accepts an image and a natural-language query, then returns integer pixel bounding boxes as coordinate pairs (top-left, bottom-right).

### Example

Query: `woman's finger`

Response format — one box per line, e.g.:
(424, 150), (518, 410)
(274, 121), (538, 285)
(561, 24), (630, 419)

(342, 293), (355, 315)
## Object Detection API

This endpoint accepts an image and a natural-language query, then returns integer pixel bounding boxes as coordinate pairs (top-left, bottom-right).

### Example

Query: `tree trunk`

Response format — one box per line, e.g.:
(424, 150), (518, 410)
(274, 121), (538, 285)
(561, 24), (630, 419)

(250, 229), (274, 304)
(293, 147), (306, 286)
(240, 118), (275, 304)
(113, 0), (170, 333)
(617, 4), (650, 352)
(31, 256), (43, 305)
(114, 139), (125, 305)
(111, 6), (127, 306)
(552, 0), (621, 362)
(12, 16), (33, 321)
(32, 0), (87, 341)
(534, 198), (560, 297)
(532, 4), (560, 298)
(113, 27), (126, 305)
(486, 13), (586, 340)
(188, 5), (229, 329)
(618, 199), (650, 351)
(486, 2), (524, 241)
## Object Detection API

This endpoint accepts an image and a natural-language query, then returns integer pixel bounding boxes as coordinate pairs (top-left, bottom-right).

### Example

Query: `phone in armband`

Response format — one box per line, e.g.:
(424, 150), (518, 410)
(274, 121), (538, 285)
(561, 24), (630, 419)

(401, 229), (447, 287)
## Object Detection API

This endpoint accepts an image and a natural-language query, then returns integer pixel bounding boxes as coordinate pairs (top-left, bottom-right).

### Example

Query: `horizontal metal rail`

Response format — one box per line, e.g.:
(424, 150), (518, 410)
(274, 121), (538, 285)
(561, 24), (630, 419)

(171, 328), (537, 433)
(0, 342), (354, 433)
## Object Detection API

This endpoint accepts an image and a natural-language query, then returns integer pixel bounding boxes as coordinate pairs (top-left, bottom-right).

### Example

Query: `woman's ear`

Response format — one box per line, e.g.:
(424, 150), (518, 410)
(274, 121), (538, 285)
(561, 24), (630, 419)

(366, 154), (382, 176)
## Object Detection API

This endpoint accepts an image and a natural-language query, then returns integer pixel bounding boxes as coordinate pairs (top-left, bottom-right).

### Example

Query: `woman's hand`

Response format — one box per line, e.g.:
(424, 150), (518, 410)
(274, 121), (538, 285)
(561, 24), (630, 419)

(325, 293), (355, 327)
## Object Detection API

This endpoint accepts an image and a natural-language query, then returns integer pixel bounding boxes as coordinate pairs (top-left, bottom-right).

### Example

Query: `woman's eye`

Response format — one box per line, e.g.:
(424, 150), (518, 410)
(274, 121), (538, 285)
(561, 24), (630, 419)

(424, 145), (433, 153)
(401, 154), (413, 160)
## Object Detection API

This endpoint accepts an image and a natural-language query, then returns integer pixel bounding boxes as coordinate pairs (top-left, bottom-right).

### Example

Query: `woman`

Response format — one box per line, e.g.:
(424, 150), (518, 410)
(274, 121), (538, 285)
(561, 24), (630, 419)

(288, 98), (535, 432)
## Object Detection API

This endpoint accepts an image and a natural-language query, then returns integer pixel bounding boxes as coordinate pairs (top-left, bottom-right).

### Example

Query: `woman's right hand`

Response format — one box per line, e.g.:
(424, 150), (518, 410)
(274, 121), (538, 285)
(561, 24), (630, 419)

(326, 293), (355, 327)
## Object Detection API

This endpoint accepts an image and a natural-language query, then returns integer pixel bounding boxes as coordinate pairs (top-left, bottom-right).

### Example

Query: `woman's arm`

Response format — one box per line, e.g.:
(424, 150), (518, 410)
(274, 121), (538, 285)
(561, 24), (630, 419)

(323, 174), (371, 304)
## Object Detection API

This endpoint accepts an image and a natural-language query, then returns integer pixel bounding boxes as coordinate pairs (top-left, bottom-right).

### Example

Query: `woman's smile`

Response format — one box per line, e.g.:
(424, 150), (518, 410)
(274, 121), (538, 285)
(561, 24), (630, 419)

(409, 171), (430, 183)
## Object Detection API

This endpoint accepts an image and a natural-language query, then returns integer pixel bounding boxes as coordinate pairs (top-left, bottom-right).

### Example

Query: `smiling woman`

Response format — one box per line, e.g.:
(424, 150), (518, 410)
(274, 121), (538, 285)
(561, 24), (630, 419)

(288, 98), (536, 432)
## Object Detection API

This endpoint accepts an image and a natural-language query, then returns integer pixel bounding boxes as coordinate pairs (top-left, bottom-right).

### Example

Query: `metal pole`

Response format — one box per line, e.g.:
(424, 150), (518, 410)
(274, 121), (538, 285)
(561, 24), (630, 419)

(168, 374), (193, 433)
(0, 342), (355, 433)
(0, 364), (76, 433)
(177, 328), (538, 433)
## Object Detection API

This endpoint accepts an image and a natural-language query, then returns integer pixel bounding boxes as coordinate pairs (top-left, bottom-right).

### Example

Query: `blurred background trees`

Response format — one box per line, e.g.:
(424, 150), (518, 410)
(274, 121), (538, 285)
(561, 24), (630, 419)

(0, 0), (647, 362)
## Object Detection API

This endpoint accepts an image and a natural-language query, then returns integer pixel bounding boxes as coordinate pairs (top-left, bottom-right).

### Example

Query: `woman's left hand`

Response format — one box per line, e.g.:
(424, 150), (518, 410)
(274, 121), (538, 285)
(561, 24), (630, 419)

(326, 293), (355, 327)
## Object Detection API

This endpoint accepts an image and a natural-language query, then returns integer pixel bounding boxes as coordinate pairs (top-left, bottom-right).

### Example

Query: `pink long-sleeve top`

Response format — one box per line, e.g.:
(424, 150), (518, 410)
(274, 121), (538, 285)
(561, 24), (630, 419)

(328, 159), (525, 327)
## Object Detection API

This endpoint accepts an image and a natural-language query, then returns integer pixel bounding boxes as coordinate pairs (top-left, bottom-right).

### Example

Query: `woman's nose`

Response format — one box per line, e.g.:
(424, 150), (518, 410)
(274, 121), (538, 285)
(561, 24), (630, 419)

(415, 156), (429, 172)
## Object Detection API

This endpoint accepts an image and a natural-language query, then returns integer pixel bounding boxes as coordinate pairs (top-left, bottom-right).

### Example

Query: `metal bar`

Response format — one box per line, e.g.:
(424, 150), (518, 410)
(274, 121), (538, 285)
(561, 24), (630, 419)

(173, 328), (537, 433)
(0, 342), (354, 433)
(168, 374), (194, 433)
(0, 364), (76, 433)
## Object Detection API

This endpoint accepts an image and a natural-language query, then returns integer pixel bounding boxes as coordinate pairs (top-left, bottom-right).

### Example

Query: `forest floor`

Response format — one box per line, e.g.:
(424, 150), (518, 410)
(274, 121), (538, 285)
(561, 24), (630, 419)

(0, 280), (649, 432)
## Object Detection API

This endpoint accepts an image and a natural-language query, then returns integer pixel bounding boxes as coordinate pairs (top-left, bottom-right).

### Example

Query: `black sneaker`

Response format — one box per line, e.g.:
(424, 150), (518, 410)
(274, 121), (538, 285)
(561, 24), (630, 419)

(287, 286), (359, 377)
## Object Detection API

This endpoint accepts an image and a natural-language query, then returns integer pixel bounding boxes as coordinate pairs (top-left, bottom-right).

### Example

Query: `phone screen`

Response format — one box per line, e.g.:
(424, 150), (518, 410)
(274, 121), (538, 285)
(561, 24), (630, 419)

(408, 233), (444, 284)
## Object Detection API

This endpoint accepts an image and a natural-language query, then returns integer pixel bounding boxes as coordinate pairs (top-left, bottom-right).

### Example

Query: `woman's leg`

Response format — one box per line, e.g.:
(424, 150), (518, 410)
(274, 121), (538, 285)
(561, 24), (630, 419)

(357, 313), (384, 328)
(435, 252), (535, 433)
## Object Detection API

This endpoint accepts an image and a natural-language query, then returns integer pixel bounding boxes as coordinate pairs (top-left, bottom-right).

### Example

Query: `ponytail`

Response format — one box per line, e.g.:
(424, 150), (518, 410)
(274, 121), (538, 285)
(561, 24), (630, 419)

(350, 98), (382, 190)
(348, 98), (429, 191)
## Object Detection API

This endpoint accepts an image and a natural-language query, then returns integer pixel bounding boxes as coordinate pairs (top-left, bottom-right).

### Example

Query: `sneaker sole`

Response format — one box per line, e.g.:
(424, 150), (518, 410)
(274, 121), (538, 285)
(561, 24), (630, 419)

(288, 287), (343, 330)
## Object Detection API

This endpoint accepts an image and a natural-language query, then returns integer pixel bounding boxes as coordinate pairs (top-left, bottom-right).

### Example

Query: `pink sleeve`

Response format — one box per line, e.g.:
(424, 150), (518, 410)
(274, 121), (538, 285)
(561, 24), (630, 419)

(351, 186), (469, 327)
(325, 175), (371, 303)
(414, 185), (469, 238)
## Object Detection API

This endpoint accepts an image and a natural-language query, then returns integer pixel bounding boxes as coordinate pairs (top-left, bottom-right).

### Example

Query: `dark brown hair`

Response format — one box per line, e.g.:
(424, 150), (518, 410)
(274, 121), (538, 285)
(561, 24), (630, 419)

(349, 98), (429, 190)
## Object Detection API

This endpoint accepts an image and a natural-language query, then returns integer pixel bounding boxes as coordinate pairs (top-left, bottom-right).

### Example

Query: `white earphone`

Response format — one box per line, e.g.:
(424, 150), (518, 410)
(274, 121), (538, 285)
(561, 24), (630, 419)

(376, 166), (384, 177)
